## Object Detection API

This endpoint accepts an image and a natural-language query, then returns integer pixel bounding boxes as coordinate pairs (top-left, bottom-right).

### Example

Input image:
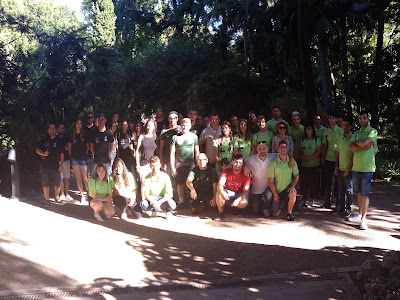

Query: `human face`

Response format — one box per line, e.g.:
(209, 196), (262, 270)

(202, 117), (210, 128)
(306, 126), (313, 138)
(358, 114), (369, 129)
(150, 161), (161, 175)
(112, 113), (119, 123)
(248, 113), (256, 124)
(197, 154), (208, 169)
(111, 123), (117, 133)
(314, 115), (321, 127)
(278, 143), (288, 157)
(57, 124), (65, 136)
(196, 116), (203, 124)
(230, 116), (238, 128)
(96, 166), (106, 181)
(336, 117), (343, 128)
(178, 114), (183, 125)
(239, 120), (247, 134)
(272, 108), (281, 119)
(114, 161), (124, 175)
(257, 118), (266, 130)
(181, 121), (191, 133)
(48, 125), (56, 137)
(342, 121), (351, 135)
(256, 143), (268, 159)
(128, 121), (134, 132)
(210, 115), (220, 129)
(122, 121), (128, 133)
(221, 124), (231, 137)
(328, 115), (336, 126)
(76, 120), (82, 132)
(147, 121), (155, 134)
(98, 116), (106, 127)
(155, 108), (163, 118)
(169, 114), (178, 127)
(135, 122), (142, 134)
(188, 110), (197, 122)
(292, 115), (301, 127)
(277, 124), (287, 134)
(232, 158), (244, 172)
(87, 114), (94, 125)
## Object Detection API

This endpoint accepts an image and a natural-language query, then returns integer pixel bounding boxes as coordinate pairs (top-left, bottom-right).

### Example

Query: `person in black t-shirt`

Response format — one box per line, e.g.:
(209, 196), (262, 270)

(85, 112), (97, 178)
(68, 118), (89, 204)
(36, 124), (64, 208)
(186, 153), (218, 214)
(118, 120), (135, 173)
(155, 105), (168, 136)
(57, 123), (72, 201)
(90, 114), (114, 177)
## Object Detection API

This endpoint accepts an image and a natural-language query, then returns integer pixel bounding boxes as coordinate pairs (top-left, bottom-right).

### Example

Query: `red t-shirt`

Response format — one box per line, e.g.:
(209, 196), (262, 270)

(220, 168), (251, 192)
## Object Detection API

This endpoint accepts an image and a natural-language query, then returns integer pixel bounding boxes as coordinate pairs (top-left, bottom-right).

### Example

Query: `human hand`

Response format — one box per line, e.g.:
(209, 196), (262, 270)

(190, 189), (197, 200)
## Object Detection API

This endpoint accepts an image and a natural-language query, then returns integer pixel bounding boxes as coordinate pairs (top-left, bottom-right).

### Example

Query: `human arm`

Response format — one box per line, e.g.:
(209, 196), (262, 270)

(90, 143), (94, 156)
(289, 174), (299, 193)
(334, 151), (340, 176)
(194, 145), (200, 166)
(349, 140), (372, 151)
(186, 176), (197, 200)
(58, 153), (64, 173)
(217, 175), (229, 201)
(67, 142), (72, 156)
(344, 157), (353, 177)
(214, 145), (222, 169)
(159, 139), (166, 169)
(232, 184), (250, 207)
(268, 177), (279, 202)
(170, 143), (177, 177)
(135, 135), (143, 171)
(36, 148), (49, 157)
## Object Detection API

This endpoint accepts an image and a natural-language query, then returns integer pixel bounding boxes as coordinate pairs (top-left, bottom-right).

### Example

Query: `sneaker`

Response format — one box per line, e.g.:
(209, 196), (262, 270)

(121, 213), (128, 220)
(192, 207), (199, 215)
(152, 211), (158, 218)
(321, 201), (331, 209)
(262, 209), (271, 217)
(360, 219), (368, 230)
(348, 213), (362, 223)
(286, 213), (295, 221)
(66, 194), (74, 201)
(81, 195), (87, 205)
(166, 212), (173, 220)
(344, 209), (351, 218)
(59, 195), (66, 201)
(307, 199), (314, 208)
(94, 214), (104, 222)
(213, 213), (224, 221)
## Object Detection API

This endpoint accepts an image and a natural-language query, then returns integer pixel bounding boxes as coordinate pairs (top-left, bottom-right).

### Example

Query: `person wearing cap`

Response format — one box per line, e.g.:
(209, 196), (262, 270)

(90, 113), (115, 177)
(266, 106), (290, 134)
(289, 111), (305, 164)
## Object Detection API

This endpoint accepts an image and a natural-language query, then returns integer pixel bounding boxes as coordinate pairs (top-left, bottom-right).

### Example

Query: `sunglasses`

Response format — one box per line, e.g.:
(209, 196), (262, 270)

(279, 127), (286, 129)
(87, 116), (94, 119)
(257, 141), (267, 145)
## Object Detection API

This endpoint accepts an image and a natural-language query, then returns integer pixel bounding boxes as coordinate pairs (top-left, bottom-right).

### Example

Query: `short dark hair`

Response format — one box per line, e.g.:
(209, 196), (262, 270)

(271, 106), (280, 110)
(304, 123), (316, 138)
(97, 113), (105, 118)
(57, 122), (65, 127)
(359, 110), (369, 117)
(210, 112), (219, 118)
(257, 115), (266, 121)
(279, 140), (287, 147)
(232, 153), (244, 161)
(328, 111), (338, 118)
(342, 117), (352, 126)
(87, 112), (94, 116)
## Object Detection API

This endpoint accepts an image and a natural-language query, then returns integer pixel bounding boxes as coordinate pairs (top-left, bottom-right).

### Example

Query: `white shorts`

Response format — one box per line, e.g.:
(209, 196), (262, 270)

(61, 160), (71, 179)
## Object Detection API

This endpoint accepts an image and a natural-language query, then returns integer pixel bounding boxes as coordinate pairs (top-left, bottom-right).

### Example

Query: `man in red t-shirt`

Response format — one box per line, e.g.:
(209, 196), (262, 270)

(214, 153), (250, 220)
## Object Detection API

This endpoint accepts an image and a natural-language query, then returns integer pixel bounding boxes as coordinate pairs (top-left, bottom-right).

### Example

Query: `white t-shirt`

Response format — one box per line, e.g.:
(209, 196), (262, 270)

(245, 153), (279, 194)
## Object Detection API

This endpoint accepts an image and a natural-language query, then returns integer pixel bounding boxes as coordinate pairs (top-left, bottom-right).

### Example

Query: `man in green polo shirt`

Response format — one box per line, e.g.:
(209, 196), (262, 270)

(141, 156), (176, 219)
(289, 111), (305, 164)
(321, 112), (344, 209)
(268, 140), (299, 221)
(334, 118), (353, 217)
(251, 115), (274, 155)
(314, 113), (327, 199)
(266, 106), (290, 134)
(348, 111), (378, 230)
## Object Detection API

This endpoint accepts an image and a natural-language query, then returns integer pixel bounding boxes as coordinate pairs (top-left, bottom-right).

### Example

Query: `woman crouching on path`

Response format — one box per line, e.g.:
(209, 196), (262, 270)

(89, 163), (114, 222)
(111, 158), (142, 220)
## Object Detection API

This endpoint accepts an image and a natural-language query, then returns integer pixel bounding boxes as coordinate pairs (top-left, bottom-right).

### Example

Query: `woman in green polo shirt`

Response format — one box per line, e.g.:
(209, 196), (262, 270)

(214, 121), (234, 172)
(300, 124), (322, 207)
(233, 119), (252, 160)
(89, 163), (114, 222)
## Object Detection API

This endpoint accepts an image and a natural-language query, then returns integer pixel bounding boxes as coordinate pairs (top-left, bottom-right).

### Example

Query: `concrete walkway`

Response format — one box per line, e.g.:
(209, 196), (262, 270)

(0, 184), (399, 299)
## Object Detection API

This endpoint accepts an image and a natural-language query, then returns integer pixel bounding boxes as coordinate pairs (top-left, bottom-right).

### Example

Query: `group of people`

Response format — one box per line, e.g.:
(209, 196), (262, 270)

(36, 105), (377, 230)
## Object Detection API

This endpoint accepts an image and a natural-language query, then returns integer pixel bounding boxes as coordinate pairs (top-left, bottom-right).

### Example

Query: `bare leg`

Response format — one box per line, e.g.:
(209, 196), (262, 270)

(64, 178), (70, 196)
(80, 166), (89, 191)
(360, 196), (369, 219)
(287, 191), (297, 213)
(60, 180), (65, 197)
(54, 186), (61, 201)
(43, 187), (50, 201)
(103, 202), (115, 217)
(357, 194), (363, 215)
(90, 200), (104, 215)
(177, 184), (185, 203)
(72, 166), (83, 195)
(216, 191), (225, 213)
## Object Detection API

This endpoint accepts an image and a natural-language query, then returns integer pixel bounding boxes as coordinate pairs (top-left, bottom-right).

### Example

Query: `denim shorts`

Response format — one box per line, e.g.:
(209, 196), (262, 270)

(222, 189), (249, 207)
(353, 171), (373, 197)
(71, 157), (87, 166)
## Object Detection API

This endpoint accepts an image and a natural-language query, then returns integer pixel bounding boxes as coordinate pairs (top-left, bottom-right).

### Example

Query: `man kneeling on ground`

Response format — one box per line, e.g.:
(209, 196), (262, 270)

(268, 141), (299, 221)
(214, 153), (250, 220)
(141, 156), (176, 219)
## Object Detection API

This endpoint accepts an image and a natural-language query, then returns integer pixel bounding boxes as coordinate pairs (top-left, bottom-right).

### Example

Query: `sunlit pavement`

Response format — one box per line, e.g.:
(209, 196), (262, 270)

(0, 184), (399, 299)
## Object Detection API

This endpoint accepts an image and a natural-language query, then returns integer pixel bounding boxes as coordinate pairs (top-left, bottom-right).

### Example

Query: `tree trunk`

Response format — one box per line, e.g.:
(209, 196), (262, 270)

(340, 16), (352, 121)
(297, 0), (317, 120)
(317, 34), (334, 114)
(243, 26), (249, 76)
(371, 12), (384, 129)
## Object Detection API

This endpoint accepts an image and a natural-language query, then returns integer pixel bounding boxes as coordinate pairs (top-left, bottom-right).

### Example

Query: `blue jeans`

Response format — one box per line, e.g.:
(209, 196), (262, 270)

(337, 170), (353, 211)
(250, 188), (273, 215)
(141, 196), (176, 212)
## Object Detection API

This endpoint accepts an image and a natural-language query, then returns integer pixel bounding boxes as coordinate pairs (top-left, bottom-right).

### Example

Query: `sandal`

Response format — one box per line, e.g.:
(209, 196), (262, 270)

(55, 198), (62, 203)
(43, 200), (50, 209)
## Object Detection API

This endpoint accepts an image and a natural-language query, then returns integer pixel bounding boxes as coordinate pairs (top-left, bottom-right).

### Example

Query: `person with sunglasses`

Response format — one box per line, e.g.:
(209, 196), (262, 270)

(271, 122), (294, 158)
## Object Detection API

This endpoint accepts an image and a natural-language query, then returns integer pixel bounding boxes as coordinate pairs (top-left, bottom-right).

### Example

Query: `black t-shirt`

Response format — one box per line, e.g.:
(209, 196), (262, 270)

(37, 135), (64, 170)
(93, 129), (114, 164)
(188, 166), (218, 200)
(157, 119), (169, 136)
(85, 124), (98, 157)
(69, 133), (87, 161)
(118, 131), (133, 161)
(159, 127), (181, 163)
(190, 123), (204, 137)
(57, 135), (70, 160)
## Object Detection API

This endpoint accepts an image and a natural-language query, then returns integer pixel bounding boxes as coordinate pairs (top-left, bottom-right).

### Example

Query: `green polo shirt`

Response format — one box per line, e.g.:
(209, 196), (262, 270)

(268, 155), (299, 193)
(88, 177), (113, 197)
(337, 133), (353, 171)
(325, 125), (344, 162)
(301, 137), (322, 168)
(232, 137), (252, 160)
(266, 119), (290, 134)
(251, 130), (274, 152)
(289, 125), (305, 160)
(143, 171), (172, 197)
(315, 126), (327, 144)
(351, 125), (377, 172)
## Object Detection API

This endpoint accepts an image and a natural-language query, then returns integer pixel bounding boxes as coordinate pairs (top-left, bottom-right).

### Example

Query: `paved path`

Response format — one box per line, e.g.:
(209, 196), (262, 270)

(0, 184), (399, 299)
